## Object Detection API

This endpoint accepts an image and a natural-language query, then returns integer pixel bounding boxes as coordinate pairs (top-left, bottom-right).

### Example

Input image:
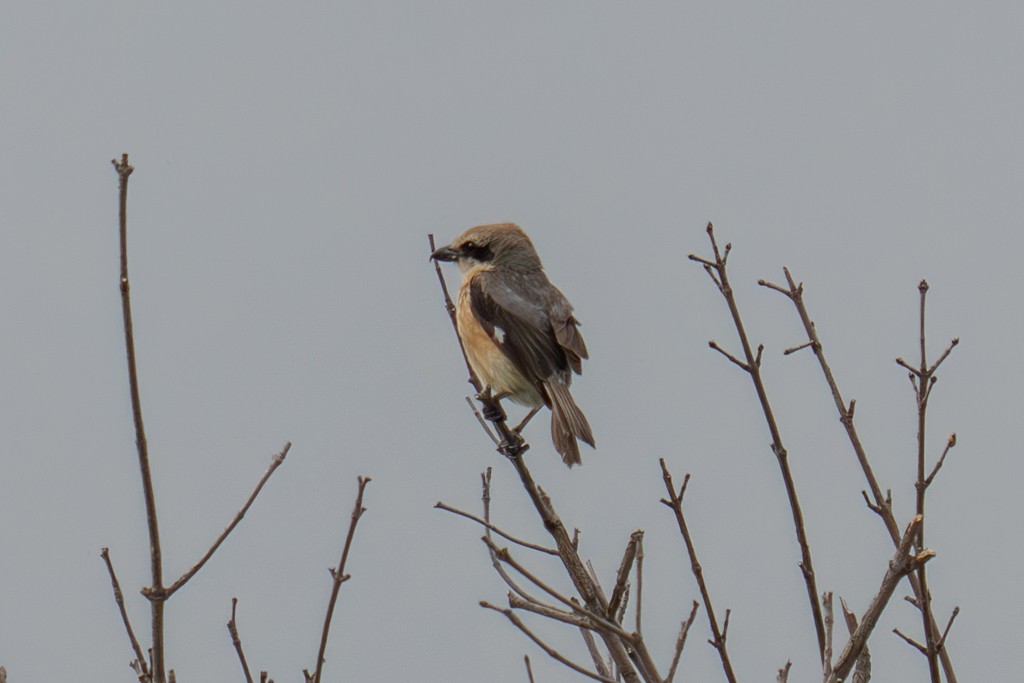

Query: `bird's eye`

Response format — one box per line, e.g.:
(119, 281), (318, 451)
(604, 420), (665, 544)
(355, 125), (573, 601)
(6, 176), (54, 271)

(463, 241), (476, 250)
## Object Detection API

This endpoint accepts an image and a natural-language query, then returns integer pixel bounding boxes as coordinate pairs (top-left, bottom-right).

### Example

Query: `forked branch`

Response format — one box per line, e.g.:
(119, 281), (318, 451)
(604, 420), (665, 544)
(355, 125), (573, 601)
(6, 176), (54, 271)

(760, 267), (959, 683)
(659, 460), (737, 683)
(826, 516), (932, 683)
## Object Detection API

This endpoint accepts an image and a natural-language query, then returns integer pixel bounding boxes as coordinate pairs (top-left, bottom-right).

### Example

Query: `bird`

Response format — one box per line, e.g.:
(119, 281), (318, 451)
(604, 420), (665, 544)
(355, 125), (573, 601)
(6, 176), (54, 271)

(431, 223), (595, 466)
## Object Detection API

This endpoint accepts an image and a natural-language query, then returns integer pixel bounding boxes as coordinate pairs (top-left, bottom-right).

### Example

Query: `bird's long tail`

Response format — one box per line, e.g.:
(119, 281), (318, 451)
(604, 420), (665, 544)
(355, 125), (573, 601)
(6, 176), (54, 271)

(545, 381), (595, 467)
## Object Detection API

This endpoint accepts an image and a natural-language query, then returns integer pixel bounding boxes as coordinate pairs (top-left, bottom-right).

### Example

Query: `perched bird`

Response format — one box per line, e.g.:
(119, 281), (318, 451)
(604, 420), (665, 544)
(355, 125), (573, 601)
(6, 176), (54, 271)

(431, 223), (595, 466)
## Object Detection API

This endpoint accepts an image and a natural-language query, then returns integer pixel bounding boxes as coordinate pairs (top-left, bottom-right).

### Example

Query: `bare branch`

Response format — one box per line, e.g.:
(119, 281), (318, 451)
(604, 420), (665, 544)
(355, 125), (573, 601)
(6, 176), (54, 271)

(757, 277), (794, 298)
(770, 266), (958, 682)
(693, 227), (827, 661)
(578, 626), (613, 679)
(435, 501), (558, 555)
(687, 253), (718, 269)
(893, 628), (928, 655)
(466, 396), (501, 445)
(484, 536), (586, 614)
(776, 660), (792, 683)
(708, 340), (750, 372)
(112, 153), (168, 682)
(524, 655), (535, 683)
(895, 357), (922, 377)
(634, 534), (645, 635)
(312, 476), (371, 683)
(936, 607), (960, 652)
(100, 547), (149, 680)
(823, 592), (834, 680)
(508, 593), (591, 628)
(500, 457), (642, 680)
(909, 280), (946, 683)
(923, 434), (957, 488)
(607, 531), (641, 620)
(783, 340), (816, 356)
(480, 602), (619, 683)
(227, 598), (255, 683)
(928, 337), (960, 375)
(665, 601), (700, 683)
(827, 516), (931, 682)
(167, 444), (290, 597)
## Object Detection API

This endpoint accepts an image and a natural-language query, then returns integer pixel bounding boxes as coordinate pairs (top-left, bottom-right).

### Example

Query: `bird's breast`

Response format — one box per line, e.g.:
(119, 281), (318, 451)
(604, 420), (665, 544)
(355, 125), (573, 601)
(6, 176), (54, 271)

(456, 278), (544, 408)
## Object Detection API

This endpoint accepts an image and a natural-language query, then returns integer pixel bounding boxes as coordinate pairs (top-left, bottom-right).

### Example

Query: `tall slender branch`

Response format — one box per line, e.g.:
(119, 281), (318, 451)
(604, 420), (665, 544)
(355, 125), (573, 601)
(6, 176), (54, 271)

(312, 476), (371, 683)
(112, 153), (167, 683)
(908, 281), (943, 683)
(659, 460), (737, 683)
(689, 223), (826, 660)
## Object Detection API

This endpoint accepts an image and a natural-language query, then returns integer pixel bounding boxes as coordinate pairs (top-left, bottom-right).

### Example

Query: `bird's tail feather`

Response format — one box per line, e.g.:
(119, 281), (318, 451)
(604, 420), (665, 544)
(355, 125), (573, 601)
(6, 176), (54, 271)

(545, 381), (595, 467)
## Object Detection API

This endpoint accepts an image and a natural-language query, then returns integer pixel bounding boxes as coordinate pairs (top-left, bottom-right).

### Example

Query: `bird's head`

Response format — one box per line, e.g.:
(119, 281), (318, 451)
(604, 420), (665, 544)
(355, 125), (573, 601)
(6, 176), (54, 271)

(431, 223), (543, 273)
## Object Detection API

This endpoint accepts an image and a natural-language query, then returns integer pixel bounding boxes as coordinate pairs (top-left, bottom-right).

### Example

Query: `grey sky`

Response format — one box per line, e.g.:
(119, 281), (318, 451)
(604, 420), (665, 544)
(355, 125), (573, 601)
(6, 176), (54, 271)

(1, 2), (1019, 681)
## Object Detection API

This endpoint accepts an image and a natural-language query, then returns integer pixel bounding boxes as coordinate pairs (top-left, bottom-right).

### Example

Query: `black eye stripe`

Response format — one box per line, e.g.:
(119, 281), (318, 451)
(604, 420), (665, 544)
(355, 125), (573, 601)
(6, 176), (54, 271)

(461, 242), (493, 262)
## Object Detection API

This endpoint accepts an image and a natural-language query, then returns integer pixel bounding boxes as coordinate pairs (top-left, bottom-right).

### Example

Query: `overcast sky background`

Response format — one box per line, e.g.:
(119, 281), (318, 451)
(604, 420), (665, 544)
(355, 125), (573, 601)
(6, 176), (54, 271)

(1, 2), (1019, 681)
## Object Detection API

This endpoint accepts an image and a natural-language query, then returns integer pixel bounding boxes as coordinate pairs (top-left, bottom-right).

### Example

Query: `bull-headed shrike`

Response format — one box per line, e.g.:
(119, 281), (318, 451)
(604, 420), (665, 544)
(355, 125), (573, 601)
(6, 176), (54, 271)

(431, 223), (595, 466)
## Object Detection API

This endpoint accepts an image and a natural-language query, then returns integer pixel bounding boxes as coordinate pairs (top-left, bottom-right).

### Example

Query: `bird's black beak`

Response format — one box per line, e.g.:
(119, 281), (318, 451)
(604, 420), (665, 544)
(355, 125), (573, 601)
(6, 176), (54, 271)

(430, 245), (458, 262)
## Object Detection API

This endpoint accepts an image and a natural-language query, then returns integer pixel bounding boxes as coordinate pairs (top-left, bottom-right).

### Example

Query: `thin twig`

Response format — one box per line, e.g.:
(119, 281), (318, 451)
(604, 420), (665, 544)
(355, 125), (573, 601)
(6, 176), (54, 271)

(312, 476), (371, 683)
(508, 593), (592, 629)
(936, 607), (960, 651)
(466, 396), (501, 445)
(823, 591), (834, 680)
(634, 534), (645, 635)
(227, 598), (255, 683)
(112, 153), (167, 683)
(924, 434), (957, 488)
(783, 339), (816, 356)
(481, 602), (619, 683)
(435, 501), (558, 555)
(101, 547), (149, 680)
(483, 536), (592, 618)
(479, 474), (558, 608)
(659, 460), (737, 683)
(167, 444), (291, 597)
(708, 341), (750, 372)
(776, 660), (792, 683)
(693, 225), (826, 661)
(893, 628), (928, 655)
(524, 655), (536, 683)
(665, 601), (700, 683)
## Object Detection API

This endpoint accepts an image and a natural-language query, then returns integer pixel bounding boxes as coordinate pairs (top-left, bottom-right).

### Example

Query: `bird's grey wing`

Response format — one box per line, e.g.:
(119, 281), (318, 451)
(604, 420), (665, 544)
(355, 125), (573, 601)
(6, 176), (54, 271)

(470, 270), (566, 382)
(544, 285), (588, 375)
